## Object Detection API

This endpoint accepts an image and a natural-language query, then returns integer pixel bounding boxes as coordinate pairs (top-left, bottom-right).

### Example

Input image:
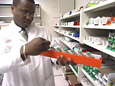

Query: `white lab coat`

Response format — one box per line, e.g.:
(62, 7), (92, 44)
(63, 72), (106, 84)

(0, 21), (57, 86)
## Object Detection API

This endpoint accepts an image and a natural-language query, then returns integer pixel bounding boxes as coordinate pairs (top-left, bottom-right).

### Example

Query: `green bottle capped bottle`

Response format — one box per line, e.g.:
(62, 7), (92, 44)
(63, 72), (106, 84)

(78, 50), (83, 56)
(63, 48), (68, 53)
(70, 49), (75, 55)
(56, 47), (61, 52)
(50, 46), (55, 51)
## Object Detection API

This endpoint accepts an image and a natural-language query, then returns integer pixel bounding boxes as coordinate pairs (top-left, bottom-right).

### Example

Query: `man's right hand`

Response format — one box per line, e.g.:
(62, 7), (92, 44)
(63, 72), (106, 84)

(25, 37), (50, 56)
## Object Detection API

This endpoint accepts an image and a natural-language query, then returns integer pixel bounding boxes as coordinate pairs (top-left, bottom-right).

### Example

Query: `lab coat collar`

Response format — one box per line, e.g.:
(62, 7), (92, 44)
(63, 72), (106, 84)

(9, 21), (38, 42)
(9, 21), (30, 33)
(10, 21), (22, 32)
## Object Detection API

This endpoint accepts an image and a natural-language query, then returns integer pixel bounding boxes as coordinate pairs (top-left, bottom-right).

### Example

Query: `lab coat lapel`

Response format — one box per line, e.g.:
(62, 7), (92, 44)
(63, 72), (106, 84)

(27, 24), (38, 42)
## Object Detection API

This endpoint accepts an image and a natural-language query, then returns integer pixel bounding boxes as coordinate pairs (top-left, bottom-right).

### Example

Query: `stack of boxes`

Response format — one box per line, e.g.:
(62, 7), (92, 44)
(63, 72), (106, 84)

(107, 32), (115, 51)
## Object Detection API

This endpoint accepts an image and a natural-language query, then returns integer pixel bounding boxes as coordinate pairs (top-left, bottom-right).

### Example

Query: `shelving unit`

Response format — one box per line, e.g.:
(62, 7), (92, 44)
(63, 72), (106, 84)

(54, 0), (115, 85)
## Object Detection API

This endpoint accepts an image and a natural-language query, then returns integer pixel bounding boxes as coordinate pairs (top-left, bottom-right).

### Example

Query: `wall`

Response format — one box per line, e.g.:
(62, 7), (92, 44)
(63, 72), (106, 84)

(58, 0), (74, 13)
(35, 0), (74, 37)
(35, 0), (59, 37)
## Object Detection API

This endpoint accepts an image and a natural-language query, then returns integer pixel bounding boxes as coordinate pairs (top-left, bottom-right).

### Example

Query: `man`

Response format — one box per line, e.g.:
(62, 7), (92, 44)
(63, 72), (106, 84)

(0, 0), (58, 86)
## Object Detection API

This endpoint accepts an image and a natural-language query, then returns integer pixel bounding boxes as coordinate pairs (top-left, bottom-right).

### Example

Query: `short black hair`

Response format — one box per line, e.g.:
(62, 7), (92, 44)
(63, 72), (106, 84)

(12, 0), (35, 6)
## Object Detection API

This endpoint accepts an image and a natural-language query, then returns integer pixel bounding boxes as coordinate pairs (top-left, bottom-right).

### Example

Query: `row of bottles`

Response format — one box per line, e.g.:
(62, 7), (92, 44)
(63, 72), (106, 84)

(49, 46), (102, 60)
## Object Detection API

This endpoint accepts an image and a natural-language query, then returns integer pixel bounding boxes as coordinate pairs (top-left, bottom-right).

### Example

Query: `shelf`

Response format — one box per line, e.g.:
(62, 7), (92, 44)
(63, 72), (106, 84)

(69, 65), (78, 78)
(63, 34), (80, 42)
(84, 25), (115, 30)
(84, 0), (115, 12)
(54, 29), (60, 33)
(0, 16), (13, 18)
(81, 68), (98, 86)
(0, 23), (10, 26)
(55, 37), (60, 44)
(84, 40), (115, 58)
(54, 30), (80, 42)
(60, 25), (80, 28)
(0, 4), (11, 7)
(54, 25), (59, 28)
(60, 39), (72, 49)
(81, 81), (91, 86)
(60, 11), (80, 20)
(35, 15), (40, 18)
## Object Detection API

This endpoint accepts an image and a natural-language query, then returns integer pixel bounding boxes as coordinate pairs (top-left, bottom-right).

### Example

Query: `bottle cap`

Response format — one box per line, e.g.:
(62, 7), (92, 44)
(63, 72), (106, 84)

(86, 52), (91, 55)
(50, 46), (54, 48)
(78, 50), (82, 53)
(57, 47), (61, 50)
(63, 48), (67, 51)
(71, 49), (74, 52)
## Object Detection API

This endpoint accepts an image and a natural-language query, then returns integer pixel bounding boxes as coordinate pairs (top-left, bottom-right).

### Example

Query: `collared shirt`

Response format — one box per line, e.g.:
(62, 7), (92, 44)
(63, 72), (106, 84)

(0, 21), (57, 86)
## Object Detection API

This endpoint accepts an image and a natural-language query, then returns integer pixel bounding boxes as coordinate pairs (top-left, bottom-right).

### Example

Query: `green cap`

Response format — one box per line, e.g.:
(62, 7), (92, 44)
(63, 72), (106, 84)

(57, 47), (61, 50)
(86, 52), (91, 55)
(63, 48), (67, 51)
(78, 50), (82, 53)
(71, 49), (74, 52)
(50, 46), (54, 48)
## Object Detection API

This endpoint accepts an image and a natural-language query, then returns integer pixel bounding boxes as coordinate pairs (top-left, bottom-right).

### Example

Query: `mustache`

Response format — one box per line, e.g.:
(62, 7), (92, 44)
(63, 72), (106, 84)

(25, 19), (33, 23)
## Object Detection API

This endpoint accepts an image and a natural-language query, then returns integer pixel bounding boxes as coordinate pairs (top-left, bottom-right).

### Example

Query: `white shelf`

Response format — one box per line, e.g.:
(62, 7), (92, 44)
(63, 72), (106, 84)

(54, 29), (60, 33)
(84, 40), (115, 58)
(81, 81), (92, 86)
(0, 5), (10, 8)
(0, 23), (10, 26)
(84, 0), (115, 12)
(60, 11), (80, 20)
(54, 30), (80, 42)
(0, 16), (13, 18)
(84, 25), (115, 30)
(55, 38), (60, 44)
(64, 34), (80, 42)
(54, 25), (59, 28)
(60, 25), (80, 28)
(35, 15), (40, 18)
(60, 39), (72, 49)
(81, 68), (98, 86)
(69, 65), (78, 77)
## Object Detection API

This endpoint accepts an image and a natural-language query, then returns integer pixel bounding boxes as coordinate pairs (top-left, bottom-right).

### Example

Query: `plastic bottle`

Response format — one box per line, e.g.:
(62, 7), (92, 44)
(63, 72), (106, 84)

(70, 49), (75, 55)
(77, 50), (83, 56)
(85, 52), (92, 57)
(88, 0), (96, 7)
(49, 46), (55, 51)
(62, 48), (68, 53)
(56, 47), (61, 52)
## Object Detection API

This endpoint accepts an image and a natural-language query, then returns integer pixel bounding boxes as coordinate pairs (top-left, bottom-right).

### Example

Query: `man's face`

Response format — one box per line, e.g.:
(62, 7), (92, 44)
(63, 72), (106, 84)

(11, 0), (35, 28)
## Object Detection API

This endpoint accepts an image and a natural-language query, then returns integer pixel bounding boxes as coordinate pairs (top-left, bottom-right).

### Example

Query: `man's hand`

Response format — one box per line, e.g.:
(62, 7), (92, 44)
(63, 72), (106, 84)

(57, 55), (76, 66)
(25, 37), (50, 56)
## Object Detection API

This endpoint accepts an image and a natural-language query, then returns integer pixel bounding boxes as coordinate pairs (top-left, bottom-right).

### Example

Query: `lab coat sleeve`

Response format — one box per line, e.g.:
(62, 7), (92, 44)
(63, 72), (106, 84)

(0, 31), (30, 74)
